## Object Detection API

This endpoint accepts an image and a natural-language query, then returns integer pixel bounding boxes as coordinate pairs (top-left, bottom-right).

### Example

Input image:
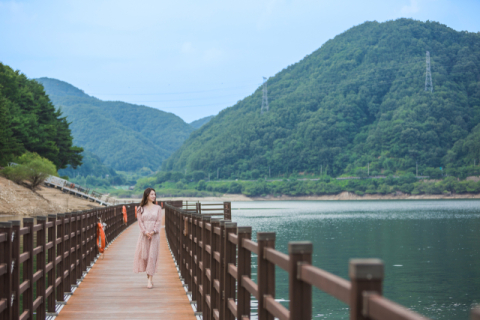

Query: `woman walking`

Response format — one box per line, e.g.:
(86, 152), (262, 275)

(133, 188), (163, 288)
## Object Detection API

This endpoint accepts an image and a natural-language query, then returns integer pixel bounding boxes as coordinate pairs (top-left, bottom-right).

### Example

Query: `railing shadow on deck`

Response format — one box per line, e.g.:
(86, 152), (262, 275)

(164, 201), (480, 320)
(0, 204), (138, 320)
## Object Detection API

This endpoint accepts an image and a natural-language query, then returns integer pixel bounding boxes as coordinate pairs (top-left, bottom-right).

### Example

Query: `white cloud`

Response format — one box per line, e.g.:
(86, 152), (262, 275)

(203, 47), (223, 62)
(181, 42), (195, 55)
(401, 0), (420, 14)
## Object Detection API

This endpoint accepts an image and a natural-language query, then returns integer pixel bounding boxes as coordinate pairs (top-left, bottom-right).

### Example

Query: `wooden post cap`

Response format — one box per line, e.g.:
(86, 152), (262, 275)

(224, 222), (237, 228)
(349, 259), (384, 280)
(36, 216), (47, 221)
(48, 214), (57, 218)
(219, 220), (231, 226)
(9, 220), (20, 226)
(289, 241), (313, 254)
(202, 216), (211, 222)
(0, 222), (12, 228)
(472, 306), (480, 320)
(257, 232), (275, 241)
(23, 217), (34, 223)
(237, 226), (252, 234)
(57, 213), (65, 217)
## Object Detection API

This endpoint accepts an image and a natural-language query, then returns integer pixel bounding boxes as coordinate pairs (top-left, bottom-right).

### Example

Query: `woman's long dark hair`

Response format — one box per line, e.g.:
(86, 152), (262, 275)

(139, 188), (156, 207)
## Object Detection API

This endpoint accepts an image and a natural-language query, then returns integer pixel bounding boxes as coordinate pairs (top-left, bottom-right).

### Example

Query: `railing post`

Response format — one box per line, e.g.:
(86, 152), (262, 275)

(56, 213), (65, 303)
(349, 259), (384, 320)
(79, 212), (85, 281)
(37, 216), (47, 320)
(179, 212), (185, 282)
(65, 212), (73, 293)
(11, 220), (20, 319)
(202, 216), (212, 320)
(23, 218), (34, 319)
(224, 222), (237, 320)
(70, 213), (76, 288)
(237, 226), (252, 319)
(47, 214), (57, 314)
(223, 202), (231, 220)
(0, 221), (12, 320)
(194, 213), (203, 315)
(196, 212), (204, 315)
(472, 305), (480, 320)
(87, 211), (94, 268)
(218, 220), (228, 319)
(257, 232), (275, 320)
(289, 241), (312, 320)
(188, 213), (194, 298)
(209, 218), (221, 319)
(75, 212), (82, 283)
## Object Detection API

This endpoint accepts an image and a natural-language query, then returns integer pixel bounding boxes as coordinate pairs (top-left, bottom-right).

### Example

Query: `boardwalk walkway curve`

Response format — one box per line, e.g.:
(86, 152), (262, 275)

(55, 215), (196, 320)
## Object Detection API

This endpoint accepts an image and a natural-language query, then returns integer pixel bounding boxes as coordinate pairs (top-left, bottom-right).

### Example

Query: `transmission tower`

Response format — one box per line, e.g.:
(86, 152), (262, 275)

(261, 77), (269, 114)
(425, 51), (433, 92)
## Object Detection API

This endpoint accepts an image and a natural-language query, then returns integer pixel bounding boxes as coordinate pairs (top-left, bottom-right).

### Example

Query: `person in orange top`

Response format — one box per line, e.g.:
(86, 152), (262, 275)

(132, 188), (163, 289)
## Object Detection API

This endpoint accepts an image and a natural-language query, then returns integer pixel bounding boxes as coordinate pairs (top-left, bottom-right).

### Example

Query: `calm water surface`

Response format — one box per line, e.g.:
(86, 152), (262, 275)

(230, 200), (480, 320)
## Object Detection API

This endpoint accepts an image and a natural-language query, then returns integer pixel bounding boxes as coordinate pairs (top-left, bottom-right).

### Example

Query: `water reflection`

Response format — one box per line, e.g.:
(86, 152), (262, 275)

(231, 200), (480, 320)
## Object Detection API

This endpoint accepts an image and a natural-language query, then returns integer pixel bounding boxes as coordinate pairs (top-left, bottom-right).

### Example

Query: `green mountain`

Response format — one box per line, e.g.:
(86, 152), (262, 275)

(0, 63), (82, 169)
(162, 19), (480, 178)
(37, 78), (195, 172)
(190, 115), (214, 129)
(58, 150), (117, 179)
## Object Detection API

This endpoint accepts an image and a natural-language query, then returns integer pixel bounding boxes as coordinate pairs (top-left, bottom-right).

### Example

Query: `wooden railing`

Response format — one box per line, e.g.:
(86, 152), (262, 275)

(164, 202), (479, 320)
(0, 204), (137, 320)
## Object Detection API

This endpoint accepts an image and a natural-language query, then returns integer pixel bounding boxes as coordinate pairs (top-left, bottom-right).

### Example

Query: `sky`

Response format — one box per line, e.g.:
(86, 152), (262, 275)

(1, 0), (479, 123)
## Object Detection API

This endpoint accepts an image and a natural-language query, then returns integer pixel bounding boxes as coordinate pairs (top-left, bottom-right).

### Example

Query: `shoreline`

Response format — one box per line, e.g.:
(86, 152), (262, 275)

(116, 191), (480, 203)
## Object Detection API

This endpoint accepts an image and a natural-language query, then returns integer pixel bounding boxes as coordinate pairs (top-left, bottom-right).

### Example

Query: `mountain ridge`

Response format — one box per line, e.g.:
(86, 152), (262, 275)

(190, 115), (214, 129)
(162, 19), (480, 178)
(37, 77), (195, 172)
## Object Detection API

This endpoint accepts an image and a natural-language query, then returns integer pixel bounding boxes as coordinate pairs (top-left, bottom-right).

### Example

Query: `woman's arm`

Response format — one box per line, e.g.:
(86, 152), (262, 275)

(153, 206), (162, 233)
(137, 207), (146, 234)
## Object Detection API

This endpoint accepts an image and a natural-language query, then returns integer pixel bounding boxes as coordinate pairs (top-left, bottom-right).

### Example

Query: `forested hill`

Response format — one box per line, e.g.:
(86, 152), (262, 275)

(0, 64), (82, 169)
(163, 19), (480, 178)
(190, 115), (214, 129)
(37, 78), (195, 172)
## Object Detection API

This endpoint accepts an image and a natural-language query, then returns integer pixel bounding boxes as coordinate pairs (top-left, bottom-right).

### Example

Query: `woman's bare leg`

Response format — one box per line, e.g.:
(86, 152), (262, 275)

(147, 274), (153, 288)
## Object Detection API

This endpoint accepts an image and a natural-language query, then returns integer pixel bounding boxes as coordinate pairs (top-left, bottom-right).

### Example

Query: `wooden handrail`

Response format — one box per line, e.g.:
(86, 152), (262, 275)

(163, 200), (473, 320)
(0, 203), (138, 320)
(264, 247), (289, 272)
(364, 293), (429, 320)
(264, 295), (289, 320)
(298, 264), (351, 304)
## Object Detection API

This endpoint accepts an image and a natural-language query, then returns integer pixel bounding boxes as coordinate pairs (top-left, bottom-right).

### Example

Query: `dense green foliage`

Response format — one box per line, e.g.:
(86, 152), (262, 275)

(1, 152), (57, 189)
(190, 115), (214, 129)
(37, 78), (195, 172)
(134, 165), (480, 197)
(59, 151), (117, 179)
(0, 64), (82, 168)
(162, 19), (480, 179)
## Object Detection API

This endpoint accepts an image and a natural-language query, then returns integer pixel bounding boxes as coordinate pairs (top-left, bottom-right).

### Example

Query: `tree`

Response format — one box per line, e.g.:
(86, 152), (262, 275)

(0, 95), (22, 166)
(1, 152), (57, 189)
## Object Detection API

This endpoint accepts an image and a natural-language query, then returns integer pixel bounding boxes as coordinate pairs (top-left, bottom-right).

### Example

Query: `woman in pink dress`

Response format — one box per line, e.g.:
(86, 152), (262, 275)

(133, 188), (163, 289)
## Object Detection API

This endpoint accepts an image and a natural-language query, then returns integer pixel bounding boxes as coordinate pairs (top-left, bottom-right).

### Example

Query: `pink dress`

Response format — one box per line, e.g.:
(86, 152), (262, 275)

(133, 205), (163, 275)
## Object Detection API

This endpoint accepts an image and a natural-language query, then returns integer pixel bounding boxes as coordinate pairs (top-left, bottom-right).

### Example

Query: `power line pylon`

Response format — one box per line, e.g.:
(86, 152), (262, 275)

(425, 51), (433, 92)
(261, 77), (269, 114)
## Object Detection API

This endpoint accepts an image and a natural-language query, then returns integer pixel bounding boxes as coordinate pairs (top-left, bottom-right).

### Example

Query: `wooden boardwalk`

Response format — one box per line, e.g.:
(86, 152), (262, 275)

(55, 218), (196, 320)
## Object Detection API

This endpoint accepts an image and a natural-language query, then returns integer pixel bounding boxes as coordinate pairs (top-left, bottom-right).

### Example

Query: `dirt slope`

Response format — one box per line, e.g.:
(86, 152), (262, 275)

(0, 176), (102, 216)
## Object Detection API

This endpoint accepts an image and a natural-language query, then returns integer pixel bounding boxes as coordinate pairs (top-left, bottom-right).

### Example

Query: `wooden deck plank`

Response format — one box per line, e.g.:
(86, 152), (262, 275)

(56, 216), (196, 320)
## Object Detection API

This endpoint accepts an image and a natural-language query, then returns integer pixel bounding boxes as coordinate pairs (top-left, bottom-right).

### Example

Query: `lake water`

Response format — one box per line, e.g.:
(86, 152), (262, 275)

(230, 200), (480, 320)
